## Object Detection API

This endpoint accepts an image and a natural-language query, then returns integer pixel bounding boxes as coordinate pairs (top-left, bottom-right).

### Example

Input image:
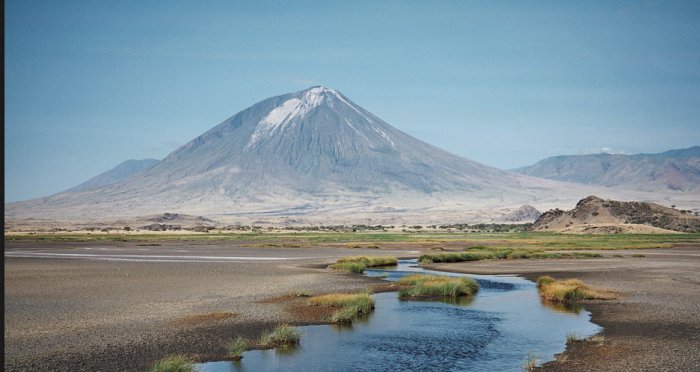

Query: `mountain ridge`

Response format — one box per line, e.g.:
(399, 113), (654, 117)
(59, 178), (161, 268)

(66, 159), (159, 193)
(516, 147), (700, 192)
(6, 87), (697, 223)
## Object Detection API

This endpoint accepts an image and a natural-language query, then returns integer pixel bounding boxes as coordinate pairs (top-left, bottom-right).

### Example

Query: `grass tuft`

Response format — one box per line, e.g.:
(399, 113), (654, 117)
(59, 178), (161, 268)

(398, 274), (479, 298)
(150, 355), (195, 372)
(523, 352), (540, 371)
(227, 337), (247, 360)
(537, 276), (617, 302)
(566, 332), (582, 343)
(329, 256), (397, 273)
(308, 292), (375, 323)
(536, 275), (556, 289)
(259, 325), (301, 349)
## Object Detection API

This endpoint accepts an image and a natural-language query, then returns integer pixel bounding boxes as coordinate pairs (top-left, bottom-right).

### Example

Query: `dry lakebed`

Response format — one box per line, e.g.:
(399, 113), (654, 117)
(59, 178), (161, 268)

(4, 236), (700, 371)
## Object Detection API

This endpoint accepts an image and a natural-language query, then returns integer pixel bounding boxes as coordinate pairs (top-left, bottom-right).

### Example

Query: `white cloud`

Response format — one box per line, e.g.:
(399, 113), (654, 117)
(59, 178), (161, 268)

(581, 147), (628, 155)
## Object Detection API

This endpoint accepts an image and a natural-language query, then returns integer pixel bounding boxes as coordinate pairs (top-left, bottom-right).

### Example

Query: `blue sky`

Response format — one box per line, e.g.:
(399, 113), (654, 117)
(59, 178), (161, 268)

(5, 0), (700, 202)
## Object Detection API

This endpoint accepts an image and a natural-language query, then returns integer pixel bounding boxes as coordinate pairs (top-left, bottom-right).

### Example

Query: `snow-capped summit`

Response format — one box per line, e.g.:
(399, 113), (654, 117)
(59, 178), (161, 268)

(5, 86), (572, 220)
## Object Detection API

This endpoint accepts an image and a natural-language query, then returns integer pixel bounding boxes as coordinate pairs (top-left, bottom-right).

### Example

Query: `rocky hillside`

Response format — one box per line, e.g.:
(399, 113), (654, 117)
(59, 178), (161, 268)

(530, 196), (700, 233)
(516, 147), (700, 192)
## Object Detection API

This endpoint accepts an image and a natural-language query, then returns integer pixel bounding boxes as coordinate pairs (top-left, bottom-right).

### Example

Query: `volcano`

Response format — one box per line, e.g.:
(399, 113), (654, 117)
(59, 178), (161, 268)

(6, 86), (614, 223)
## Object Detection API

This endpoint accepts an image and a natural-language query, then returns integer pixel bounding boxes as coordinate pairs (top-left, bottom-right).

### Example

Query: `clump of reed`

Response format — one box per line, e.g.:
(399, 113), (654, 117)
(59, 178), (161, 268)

(259, 325), (301, 348)
(329, 256), (397, 273)
(536, 275), (617, 302)
(150, 355), (195, 372)
(566, 332), (582, 343)
(227, 336), (247, 360)
(523, 352), (540, 371)
(307, 292), (375, 323)
(397, 274), (479, 298)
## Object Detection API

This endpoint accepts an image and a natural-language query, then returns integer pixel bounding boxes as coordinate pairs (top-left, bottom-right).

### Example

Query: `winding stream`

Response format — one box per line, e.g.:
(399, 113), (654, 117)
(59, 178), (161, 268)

(197, 260), (600, 371)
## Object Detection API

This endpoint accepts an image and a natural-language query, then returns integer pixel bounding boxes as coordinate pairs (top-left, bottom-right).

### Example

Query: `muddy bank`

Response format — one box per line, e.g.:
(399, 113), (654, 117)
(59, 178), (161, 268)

(430, 245), (700, 371)
(4, 241), (408, 371)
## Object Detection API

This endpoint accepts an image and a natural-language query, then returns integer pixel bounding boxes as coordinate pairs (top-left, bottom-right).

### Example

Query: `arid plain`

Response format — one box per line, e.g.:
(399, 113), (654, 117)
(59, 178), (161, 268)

(4, 232), (700, 371)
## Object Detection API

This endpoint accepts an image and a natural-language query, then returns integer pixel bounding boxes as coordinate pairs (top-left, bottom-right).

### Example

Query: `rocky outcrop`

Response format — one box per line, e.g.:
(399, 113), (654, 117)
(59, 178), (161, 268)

(530, 196), (700, 233)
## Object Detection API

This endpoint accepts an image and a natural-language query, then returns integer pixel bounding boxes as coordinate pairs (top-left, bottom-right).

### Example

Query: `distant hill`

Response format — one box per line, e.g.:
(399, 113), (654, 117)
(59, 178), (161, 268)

(516, 147), (700, 192)
(530, 196), (700, 233)
(66, 159), (159, 192)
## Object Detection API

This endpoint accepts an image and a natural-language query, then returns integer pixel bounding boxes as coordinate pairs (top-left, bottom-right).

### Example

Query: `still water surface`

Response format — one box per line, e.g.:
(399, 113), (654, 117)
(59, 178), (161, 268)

(197, 260), (600, 371)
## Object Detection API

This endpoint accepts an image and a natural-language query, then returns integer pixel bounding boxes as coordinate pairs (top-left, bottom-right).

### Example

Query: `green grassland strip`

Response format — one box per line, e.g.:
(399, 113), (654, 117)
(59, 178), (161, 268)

(5, 232), (700, 250)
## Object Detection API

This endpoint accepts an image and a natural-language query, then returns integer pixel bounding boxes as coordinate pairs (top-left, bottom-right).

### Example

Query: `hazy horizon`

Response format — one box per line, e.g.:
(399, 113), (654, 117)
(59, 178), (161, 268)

(6, 1), (700, 202)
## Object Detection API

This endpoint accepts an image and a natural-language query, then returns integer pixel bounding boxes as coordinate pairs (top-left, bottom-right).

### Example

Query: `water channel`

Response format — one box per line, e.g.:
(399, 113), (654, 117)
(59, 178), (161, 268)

(197, 259), (600, 371)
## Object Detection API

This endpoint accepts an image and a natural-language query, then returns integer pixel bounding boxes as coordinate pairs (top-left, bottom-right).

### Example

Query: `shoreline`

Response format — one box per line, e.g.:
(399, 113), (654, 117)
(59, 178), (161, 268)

(428, 245), (700, 371)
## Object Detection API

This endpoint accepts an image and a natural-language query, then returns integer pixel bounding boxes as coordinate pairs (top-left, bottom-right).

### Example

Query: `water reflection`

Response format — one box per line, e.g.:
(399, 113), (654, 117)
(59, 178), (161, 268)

(398, 294), (475, 306)
(540, 299), (582, 314)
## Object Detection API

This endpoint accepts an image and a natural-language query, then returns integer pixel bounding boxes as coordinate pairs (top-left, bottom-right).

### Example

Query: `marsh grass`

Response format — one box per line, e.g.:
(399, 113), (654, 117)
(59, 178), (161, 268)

(227, 337), (247, 360)
(9, 231), (698, 252)
(150, 355), (195, 372)
(398, 274), (479, 298)
(537, 275), (617, 302)
(566, 332), (582, 343)
(308, 293), (375, 323)
(329, 261), (366, 273)
(330, 256), (397, 273)
(419, 248), (603, 265)
(259, 325), (301, 348)
(523, 352), (540, 371)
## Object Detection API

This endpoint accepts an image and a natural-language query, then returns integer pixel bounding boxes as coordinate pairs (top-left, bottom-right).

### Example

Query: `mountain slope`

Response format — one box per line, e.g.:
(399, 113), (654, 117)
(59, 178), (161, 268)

(147, 86), (517, 195)
(66, 159), (159, 192)
(516, 147), (700, 192)
(3, 86), (672, 222)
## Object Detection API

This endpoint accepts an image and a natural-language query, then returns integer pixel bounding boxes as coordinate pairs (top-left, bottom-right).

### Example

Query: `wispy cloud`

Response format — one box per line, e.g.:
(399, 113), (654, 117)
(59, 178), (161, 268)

(581, 147), (628, 155)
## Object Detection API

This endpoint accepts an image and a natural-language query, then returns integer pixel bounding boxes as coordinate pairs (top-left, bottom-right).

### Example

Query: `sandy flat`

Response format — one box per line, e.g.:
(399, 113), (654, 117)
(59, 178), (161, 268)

(4, 240), (417, 371)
